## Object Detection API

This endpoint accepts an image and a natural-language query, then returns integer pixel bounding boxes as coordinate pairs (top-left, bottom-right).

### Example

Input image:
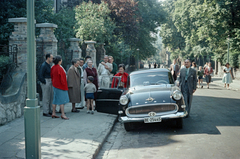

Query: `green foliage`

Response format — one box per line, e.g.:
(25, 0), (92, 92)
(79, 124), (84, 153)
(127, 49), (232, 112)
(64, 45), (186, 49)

(0, 56), (11, 80)
(75, 1), (116, 43)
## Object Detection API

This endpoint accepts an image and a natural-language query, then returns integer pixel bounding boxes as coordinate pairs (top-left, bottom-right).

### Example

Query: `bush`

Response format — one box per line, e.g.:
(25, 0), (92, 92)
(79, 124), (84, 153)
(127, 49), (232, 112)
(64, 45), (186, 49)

(0, 56), (11, 82)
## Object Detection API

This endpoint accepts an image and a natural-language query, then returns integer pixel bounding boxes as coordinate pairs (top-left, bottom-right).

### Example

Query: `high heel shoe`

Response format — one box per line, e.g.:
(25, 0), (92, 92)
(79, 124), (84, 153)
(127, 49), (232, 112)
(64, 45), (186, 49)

(61, 115), (69, 120)
(52, 115), (60, 118)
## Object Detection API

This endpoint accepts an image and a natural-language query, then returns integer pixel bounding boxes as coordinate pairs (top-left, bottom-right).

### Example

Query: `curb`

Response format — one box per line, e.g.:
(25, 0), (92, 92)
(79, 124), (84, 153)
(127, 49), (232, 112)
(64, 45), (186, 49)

(92, 115), (118, 159)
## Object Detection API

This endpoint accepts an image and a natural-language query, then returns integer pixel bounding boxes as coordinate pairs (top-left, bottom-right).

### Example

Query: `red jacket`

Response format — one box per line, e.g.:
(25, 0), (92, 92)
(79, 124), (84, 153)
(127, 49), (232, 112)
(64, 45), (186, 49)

(111, 72), (129, 88)
(51, 64), (68, 90)
(204, 67), (213, 76)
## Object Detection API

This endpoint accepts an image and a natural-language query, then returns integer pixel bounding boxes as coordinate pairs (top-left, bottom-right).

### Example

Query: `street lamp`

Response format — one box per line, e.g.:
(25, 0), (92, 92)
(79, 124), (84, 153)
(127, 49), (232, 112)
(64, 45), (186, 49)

(24, 0), (41, 158)
(136, 49), (139, 70)
(227, 35), (230, 63)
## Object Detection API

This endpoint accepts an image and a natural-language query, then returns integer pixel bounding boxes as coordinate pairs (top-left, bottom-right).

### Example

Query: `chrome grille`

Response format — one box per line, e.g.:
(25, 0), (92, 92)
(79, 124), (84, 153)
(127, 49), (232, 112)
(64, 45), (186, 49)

(127, 104), (178, 116)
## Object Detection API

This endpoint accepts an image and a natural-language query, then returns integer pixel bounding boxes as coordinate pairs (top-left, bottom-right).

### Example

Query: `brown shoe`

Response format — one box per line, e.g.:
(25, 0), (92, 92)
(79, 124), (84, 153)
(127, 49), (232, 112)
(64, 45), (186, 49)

(61, 115), (69, 120)
(51, 115), (60, 118)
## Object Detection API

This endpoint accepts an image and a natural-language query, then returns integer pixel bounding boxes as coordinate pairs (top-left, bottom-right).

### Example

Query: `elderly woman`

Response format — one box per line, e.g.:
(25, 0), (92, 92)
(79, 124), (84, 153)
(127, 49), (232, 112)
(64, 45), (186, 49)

(67, 58), (81, 113)
(111, 64), (129, 88)
(222, 63), (234, 89)
(83, 60), (99, 100)
(51, 55), (69, 120)
(204, 62), (213, 89)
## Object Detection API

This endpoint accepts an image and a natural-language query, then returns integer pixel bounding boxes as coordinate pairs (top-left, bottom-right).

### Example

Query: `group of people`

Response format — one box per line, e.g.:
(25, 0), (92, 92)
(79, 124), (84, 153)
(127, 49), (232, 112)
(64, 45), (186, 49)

(170, 59), (234, 117)
(39, 53), (129, 120)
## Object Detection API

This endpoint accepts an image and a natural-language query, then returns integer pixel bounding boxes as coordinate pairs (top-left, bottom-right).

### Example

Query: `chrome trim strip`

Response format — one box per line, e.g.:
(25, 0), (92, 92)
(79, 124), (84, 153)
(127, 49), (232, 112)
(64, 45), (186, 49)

(96, 99), (119, 102)
(120, 112), (187, 123)
(126, 103), (178, 118)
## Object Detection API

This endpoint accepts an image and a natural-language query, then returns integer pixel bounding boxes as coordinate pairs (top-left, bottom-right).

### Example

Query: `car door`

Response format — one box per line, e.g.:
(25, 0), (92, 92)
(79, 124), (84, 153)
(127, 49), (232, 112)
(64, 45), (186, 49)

(95, 76), (123, 115)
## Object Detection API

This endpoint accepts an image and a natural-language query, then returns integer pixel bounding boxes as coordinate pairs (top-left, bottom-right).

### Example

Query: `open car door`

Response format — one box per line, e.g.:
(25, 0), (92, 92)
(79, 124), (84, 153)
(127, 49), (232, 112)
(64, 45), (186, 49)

(95, 76), (123, 115)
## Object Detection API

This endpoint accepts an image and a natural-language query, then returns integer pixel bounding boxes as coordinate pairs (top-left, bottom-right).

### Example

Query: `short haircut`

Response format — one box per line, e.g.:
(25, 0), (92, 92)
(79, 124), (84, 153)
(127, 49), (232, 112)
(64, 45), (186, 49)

(85, 55), (91, 59)
(79, 58), (84, 62)
(53, 55), (62, 65)
(46, 53), (52, 60)
(185, 59), (191, 63)
(108, 56), (113, 59)
(118, 64), (125, 70)
(71, 58), (79, 65)
(104, 55), (108, 58)
(88, 76), (94, 82)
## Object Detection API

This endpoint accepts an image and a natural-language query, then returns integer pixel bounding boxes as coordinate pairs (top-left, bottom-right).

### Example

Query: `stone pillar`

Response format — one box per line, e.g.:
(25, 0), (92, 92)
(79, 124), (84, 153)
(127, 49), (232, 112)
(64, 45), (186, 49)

(36, 23), (58, 57)
(68, 38), (82, 59)
(96, 43), (105, 66)
(8, 18), (32, 72)
(214, 59), (218, 75)
(85, 41), (97, 67)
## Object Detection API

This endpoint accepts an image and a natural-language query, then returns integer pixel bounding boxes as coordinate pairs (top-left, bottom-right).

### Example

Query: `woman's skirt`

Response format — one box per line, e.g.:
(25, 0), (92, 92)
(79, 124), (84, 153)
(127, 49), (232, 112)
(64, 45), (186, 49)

(53, 87), (69, 105)
(205, 75), (211, 83)
(222, 73), (232, 84)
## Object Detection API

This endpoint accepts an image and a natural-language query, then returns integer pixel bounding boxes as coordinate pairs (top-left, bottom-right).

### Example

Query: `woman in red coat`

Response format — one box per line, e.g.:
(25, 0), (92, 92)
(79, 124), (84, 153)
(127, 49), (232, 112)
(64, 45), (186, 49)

(111, 64), (129, 88)
(51, 55), (69, 120)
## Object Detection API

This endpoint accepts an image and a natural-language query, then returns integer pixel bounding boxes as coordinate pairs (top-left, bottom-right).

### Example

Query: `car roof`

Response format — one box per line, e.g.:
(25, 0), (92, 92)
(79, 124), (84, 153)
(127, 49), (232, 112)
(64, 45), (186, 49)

(130, 68), (170, 76)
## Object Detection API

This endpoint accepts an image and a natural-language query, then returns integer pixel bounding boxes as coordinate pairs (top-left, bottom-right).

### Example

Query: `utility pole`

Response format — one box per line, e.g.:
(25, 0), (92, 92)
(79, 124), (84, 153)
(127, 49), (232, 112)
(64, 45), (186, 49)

(227, 35), (230, 63)
(24, 0), (41, 158)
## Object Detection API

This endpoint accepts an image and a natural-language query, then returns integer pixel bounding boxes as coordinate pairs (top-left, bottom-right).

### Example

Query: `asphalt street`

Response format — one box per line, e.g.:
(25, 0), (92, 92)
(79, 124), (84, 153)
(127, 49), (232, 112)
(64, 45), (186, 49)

(97, 81), (240, 159)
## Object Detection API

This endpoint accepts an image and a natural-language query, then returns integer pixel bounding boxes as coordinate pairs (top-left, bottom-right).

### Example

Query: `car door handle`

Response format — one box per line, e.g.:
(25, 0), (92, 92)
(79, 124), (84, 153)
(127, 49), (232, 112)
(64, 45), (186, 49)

(98, 90), (102, 93)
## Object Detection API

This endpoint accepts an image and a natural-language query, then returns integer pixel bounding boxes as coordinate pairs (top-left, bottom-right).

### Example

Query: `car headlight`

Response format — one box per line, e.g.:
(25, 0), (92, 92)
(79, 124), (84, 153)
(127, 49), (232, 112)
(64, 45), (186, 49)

(120, 95), (128, 105)
(172, 90), (182, 100)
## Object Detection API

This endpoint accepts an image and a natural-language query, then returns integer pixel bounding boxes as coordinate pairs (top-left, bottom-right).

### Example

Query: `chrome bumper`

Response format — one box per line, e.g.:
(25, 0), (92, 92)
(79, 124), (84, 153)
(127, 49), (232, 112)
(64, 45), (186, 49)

(120, 112), (187, 123)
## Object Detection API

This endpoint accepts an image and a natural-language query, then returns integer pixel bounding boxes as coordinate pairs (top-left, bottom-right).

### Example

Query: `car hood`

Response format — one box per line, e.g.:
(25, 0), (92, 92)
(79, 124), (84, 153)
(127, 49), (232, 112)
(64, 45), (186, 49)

(127, 85), (177, 106)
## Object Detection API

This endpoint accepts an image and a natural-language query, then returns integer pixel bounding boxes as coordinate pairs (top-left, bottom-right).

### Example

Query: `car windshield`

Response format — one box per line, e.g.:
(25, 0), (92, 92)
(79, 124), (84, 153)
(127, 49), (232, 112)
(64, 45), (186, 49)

(130, 71), (174, 87)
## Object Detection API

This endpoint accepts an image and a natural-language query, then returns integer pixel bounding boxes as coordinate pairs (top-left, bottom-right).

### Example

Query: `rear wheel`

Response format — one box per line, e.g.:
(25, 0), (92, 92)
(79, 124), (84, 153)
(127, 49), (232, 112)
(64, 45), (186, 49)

(124, 122), (135, 131)
(175, 118), (183, 129)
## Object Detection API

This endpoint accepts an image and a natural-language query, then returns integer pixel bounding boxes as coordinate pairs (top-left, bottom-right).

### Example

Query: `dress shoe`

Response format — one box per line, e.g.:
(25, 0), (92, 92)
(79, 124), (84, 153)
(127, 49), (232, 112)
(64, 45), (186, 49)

(43, 113), (51, 117)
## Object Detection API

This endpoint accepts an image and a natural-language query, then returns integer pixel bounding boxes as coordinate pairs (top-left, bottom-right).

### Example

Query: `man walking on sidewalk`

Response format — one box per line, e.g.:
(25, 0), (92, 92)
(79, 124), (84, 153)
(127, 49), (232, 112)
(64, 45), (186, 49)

(39, 53), (54, 117)
(170, 59), (180, 81)
(178, 59), (197, 117)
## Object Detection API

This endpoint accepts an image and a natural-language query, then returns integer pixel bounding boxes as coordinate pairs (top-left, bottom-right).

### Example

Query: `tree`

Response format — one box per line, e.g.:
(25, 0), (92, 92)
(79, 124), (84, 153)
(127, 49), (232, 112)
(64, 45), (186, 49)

(75, 1), (116, 43)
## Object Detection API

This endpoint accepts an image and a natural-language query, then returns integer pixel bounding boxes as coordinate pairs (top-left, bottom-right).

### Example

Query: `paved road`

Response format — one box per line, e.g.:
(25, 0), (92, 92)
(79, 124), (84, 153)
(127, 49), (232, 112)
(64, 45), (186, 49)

(97, 82), (240, 159)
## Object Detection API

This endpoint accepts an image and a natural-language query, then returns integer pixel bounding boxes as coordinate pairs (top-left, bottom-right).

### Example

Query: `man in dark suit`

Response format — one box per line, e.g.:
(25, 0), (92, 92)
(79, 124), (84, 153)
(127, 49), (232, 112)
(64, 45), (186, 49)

(178, 59), (197, 117)
(170, 59), (180, 81)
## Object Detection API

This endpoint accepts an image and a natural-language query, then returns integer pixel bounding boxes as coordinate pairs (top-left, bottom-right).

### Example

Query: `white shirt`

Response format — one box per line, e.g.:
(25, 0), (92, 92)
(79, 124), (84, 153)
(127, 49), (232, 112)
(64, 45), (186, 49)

(79, 65), (84, 77)
(98, 62), (112, 76)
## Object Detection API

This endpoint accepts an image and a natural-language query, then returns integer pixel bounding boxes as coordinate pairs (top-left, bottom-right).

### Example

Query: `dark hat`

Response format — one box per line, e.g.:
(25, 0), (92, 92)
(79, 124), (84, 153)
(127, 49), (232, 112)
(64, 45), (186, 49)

(85, 55), (91, 59)
(88, 76), (94, 82)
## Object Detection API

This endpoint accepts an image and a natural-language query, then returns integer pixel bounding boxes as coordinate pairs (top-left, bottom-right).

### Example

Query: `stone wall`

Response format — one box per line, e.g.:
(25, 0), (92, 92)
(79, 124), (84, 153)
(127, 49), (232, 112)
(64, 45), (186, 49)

(0, 78), (27, 125)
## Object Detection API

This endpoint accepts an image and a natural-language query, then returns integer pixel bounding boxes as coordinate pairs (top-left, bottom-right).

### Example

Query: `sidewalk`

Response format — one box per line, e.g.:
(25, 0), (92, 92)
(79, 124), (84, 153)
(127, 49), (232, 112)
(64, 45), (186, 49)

(0, 103), (117, 159)
(212, 77), (240, 91)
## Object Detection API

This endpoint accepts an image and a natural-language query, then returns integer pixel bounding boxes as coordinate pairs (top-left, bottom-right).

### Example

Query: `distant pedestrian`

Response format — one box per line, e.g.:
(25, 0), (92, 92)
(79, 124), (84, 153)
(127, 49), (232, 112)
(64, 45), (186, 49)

(222, 63), (234, 89)
(149, 63), (151, 69)
(83, 55), (94, 70)
(178, 59), (197, 117)
(84, 76), (97, 114)
(180, 61), (186, 70)
(39, 53), (54, 117)
(83, 60), (99, 101)
(203, 62), (208, 69)
(170, 59), (180, 81)
(154, 63), (157, 68)
(98, 55), (112, 88)
(67, 58), (81, 113)
(111, 64), (129, 88)
(198, 66), (204, 88)
(204, 62), (213, 89)
(51, 55), (69, 120)
(108, 56), (118, 75)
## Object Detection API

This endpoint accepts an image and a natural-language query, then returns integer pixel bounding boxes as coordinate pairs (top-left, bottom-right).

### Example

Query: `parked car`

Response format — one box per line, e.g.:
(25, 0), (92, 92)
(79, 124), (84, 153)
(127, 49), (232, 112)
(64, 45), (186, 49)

(95, 69), (187, 131)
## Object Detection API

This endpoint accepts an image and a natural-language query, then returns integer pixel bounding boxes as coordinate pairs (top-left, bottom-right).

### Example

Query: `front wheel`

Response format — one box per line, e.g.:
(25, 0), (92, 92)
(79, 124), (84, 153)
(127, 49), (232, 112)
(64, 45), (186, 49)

(175, 118), (183, 129)
(124, 122), (135, 131)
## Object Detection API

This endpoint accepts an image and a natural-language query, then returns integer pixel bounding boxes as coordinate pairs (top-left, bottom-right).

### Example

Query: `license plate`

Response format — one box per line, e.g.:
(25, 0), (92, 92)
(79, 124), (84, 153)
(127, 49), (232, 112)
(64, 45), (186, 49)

(144, 117), (162, 123)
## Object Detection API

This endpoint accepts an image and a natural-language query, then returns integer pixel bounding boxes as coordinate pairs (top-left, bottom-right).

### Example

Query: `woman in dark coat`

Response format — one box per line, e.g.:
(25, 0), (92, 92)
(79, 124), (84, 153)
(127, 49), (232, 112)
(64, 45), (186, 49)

(83, 60), (99, 100)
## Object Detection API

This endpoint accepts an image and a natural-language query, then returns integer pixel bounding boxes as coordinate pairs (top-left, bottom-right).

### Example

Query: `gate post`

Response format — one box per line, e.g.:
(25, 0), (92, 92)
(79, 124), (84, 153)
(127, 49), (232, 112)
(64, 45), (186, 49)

(85, 40), (96, 67)
(68, 38), (82, 59)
